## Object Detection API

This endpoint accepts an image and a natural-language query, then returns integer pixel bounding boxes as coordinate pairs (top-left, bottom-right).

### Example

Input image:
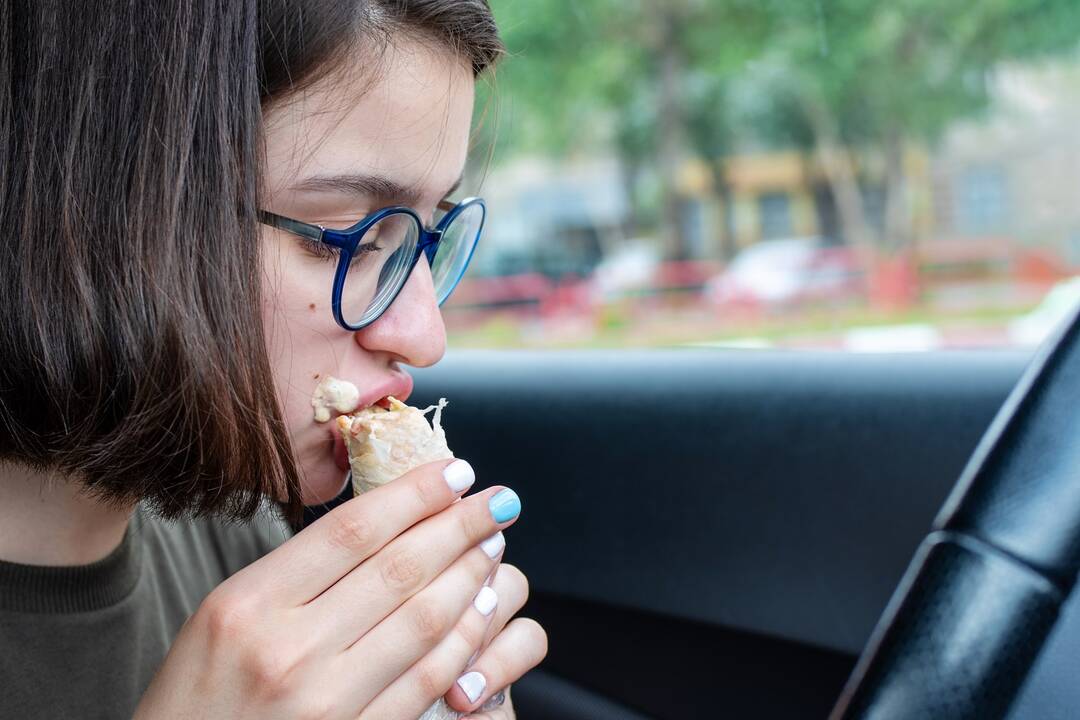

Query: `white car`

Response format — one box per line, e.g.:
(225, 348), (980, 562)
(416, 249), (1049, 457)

(706, 237), (863, 310)
(1007, 276), (1080, 347)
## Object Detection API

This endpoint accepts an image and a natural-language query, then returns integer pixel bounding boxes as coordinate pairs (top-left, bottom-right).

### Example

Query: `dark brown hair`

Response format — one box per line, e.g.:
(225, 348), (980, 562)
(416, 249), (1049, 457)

(0, 0), (502, 526)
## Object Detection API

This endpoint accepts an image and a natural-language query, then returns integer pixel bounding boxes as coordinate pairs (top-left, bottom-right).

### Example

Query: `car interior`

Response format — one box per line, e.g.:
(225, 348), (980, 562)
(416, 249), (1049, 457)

(305, 328), (1080, 719)
(297, 3), (1080, 714)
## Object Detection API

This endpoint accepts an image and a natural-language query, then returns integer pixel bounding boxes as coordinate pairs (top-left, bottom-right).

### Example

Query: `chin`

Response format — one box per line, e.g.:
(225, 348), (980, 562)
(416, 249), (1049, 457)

(297, 462), (352, 506)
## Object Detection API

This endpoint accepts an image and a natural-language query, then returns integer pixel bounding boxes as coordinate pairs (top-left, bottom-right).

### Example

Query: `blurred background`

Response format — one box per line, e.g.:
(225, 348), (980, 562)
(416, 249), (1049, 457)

(447, 0), (1080, 352)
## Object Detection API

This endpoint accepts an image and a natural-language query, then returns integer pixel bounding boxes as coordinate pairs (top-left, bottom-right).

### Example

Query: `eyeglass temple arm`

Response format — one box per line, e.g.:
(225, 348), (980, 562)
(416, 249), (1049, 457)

(259, 209), (325, 243)
(261, 199), (461, 243)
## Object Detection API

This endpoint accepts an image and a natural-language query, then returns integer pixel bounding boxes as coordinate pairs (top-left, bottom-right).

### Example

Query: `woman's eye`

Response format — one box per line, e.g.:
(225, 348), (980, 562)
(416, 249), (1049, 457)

(349, 241), (383, 267)
(297, 237), (383, 267)
(298, 238), (340, 262)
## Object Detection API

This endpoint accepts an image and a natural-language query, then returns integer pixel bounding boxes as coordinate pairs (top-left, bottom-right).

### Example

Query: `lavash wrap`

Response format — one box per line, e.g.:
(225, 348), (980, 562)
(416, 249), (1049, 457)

(336, 397), (453, 496)
(335, 397), (461, 720)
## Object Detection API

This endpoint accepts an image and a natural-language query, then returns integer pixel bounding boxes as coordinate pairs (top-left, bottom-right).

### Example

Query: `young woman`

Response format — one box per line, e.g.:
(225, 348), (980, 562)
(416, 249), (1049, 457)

(0, 1), (546, 718)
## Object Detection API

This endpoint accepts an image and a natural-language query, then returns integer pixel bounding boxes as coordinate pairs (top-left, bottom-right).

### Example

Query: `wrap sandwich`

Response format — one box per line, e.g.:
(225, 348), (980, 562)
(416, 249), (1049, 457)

(336, 396), (462, 720)
(336, 396), (453, 496)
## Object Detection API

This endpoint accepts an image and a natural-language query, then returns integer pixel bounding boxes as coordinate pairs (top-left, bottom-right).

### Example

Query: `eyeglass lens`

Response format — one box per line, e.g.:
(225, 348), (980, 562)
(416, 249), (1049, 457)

(339, 203), (482, 328)
(340, 213), (419, 328)
(431, 203), (484, 303)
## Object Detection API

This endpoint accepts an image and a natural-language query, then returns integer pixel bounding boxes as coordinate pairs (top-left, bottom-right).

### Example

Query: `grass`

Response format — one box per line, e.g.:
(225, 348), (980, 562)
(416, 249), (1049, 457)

(445, 297), (1044, 350)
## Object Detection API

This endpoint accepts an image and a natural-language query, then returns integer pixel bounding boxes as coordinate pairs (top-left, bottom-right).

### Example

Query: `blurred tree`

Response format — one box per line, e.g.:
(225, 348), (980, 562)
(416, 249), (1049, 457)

(483, 0), (1080, 267)
(681, 2), (772, 260)
(750, 0), (1080, 259)
(486, 0), (749, 259)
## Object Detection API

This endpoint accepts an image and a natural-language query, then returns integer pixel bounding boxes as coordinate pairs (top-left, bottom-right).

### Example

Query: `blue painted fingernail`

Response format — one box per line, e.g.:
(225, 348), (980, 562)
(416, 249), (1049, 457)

(489, 489), (521, 523)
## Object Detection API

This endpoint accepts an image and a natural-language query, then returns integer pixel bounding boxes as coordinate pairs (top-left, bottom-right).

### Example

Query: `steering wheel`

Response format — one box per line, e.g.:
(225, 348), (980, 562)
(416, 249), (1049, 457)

(829, 305), (1080, 719)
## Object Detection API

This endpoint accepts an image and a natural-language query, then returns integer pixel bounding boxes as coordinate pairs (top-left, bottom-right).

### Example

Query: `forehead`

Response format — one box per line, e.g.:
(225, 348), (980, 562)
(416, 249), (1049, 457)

(262, 36), (475, 207)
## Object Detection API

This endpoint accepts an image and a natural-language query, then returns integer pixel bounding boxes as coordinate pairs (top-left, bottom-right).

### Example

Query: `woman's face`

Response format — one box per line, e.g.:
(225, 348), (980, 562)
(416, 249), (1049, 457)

(260, 38), (475, 505)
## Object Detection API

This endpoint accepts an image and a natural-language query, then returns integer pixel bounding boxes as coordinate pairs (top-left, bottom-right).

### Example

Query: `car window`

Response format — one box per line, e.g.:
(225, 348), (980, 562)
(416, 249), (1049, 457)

(448, 1), (1080, 352)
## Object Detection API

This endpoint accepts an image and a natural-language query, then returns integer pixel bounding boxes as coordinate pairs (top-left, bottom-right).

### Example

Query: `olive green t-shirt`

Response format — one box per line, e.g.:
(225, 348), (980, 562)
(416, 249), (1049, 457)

(0, 503), (292, 719)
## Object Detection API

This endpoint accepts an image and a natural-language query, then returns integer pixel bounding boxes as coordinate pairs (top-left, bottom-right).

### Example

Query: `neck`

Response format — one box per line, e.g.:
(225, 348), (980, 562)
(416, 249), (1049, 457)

(0, 463), (133, 566)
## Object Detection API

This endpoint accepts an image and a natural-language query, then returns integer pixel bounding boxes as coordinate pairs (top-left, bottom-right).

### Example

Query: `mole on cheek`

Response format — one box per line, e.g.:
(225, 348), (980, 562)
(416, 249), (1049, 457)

(308, 303), (316, 311)
(313, 373), (320, 380)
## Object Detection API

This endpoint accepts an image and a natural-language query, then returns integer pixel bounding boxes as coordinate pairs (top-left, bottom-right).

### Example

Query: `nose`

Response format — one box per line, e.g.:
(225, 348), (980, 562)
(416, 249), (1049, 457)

(353, 258), (447, 367)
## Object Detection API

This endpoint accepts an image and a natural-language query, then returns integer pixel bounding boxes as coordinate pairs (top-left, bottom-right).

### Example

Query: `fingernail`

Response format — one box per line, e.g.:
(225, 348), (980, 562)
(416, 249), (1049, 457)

(443, 460), (475, 493)
(488, 489), (521, 523)
(479, 531), (505, 559)
(457, 671), (486, 704)
(473, 586), (498, 616)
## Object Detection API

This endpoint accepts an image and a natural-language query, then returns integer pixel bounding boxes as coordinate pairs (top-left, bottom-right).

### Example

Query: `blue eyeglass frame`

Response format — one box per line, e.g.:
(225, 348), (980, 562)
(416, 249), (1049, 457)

(259, 196), (485, 331)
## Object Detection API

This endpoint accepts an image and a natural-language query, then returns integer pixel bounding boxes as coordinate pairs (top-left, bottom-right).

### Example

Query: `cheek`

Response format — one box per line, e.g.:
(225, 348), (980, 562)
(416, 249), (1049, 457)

(260, 235), (348, 431)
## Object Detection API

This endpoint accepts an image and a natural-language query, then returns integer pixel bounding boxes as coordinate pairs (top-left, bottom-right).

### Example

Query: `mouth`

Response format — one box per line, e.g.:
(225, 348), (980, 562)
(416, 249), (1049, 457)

(333, 430), (350, 471)
(362, 373), (413, 411)
(327, 372), (414, 471)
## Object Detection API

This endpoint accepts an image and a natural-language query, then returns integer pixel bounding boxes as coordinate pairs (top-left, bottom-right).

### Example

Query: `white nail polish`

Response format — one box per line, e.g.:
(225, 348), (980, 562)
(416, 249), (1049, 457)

(443, 460), (475, 493)
(473, 586), (498, 616)
(456, 671), (486, 704)
(479, 531), (505, 559)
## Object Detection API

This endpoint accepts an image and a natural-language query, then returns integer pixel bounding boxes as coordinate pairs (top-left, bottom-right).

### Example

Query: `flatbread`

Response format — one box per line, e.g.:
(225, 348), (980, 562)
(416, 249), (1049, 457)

(336, 397), (462, 720)
(336, 397), (453, 496)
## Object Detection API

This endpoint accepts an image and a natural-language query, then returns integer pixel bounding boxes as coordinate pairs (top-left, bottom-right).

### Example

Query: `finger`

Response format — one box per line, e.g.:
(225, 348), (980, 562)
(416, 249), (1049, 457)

(359, 583), (501, 720)
(337, 543), (500, 710)
(236, 458), (475, 606)
(476, 563), (529, 651)
(462, 685), (514, 720)
(309, 485), (519, 642)
(445, 619), (547, 714)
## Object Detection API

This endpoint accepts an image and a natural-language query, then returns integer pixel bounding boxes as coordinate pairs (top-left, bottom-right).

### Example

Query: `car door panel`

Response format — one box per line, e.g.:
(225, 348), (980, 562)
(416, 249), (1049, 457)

(307, 348), (1080, 718)
(409, 350), (1024, 656)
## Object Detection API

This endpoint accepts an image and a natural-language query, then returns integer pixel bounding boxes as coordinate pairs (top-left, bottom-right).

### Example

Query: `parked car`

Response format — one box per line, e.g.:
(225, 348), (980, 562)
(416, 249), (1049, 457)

(589, 242), (723, 305)
(706, 237), (864, 311)
(589, 242), (661, 302)
(1007, 275), (1080, 347)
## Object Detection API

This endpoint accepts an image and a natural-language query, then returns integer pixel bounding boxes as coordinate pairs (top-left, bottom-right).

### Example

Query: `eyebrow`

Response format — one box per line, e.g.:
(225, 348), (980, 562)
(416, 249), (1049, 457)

(288, 172), (464, 208)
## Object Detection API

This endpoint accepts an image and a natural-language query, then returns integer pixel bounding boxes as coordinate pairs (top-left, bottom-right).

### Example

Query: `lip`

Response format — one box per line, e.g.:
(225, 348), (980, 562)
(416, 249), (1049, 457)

(328, 371), (414, 472)
(357, 371), (414, 411)
(333, 431), (350, 471)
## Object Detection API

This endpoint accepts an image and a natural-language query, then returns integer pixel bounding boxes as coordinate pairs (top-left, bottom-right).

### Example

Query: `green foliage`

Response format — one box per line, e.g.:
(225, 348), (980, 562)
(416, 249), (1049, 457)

(480, 0), (1080, 256)
(485, 0), (1080, 157)
(478, 0), (634, 155)
(763, 0), (1080, 146)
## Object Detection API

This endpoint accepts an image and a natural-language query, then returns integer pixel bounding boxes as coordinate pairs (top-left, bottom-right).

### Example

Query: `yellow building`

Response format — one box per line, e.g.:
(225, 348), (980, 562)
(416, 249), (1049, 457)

(677, 147), (933, 259)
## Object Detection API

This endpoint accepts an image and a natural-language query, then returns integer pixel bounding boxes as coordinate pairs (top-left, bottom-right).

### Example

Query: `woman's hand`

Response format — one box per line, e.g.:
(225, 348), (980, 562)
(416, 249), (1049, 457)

(439, 562), (546, 716)
(461, 685), (519, 720)
(133, 459), (546, 720)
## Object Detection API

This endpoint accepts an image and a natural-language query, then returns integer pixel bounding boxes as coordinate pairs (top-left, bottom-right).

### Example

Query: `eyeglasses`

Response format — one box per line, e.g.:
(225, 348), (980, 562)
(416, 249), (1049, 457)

(259, 197), (485, 331)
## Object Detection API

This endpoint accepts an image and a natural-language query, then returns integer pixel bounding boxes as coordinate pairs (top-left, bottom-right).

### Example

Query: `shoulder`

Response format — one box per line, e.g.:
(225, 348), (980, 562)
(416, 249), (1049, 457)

(139, 499), (293, 584)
